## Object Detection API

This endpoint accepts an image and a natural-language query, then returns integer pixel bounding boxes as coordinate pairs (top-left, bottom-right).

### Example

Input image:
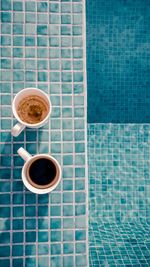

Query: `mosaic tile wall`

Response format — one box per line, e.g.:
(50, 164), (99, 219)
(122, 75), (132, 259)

(0, 0), (88, 266)
(88, 124), (150, 266)
(86, 0), (150, 123)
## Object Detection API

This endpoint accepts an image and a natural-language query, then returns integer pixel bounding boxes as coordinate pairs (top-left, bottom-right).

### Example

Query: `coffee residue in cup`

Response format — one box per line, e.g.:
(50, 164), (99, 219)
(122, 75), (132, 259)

(17, 95), (49, 124)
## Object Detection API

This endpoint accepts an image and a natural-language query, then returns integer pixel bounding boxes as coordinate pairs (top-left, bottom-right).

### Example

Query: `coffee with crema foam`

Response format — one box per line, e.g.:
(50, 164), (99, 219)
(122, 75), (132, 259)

(17, 95), (49, 124)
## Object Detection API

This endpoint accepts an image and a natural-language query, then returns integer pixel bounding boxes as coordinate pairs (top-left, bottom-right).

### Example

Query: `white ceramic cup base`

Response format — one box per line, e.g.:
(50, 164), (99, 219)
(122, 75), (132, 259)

(17, 147), (61, 194)
(12, 88), (52, 137)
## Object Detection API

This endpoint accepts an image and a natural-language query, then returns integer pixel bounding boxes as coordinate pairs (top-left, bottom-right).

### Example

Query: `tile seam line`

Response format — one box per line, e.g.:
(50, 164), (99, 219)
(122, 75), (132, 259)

(82, 0), (89, 266)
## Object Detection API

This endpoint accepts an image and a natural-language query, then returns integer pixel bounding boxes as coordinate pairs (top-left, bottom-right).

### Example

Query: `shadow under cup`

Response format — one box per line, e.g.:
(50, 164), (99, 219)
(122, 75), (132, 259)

(26, 156), (60, 190)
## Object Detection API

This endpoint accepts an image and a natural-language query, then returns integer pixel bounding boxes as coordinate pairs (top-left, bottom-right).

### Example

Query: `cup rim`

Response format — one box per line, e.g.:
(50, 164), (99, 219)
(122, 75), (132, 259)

(12, 88), (52, 127)
(22, 154), (61, 194)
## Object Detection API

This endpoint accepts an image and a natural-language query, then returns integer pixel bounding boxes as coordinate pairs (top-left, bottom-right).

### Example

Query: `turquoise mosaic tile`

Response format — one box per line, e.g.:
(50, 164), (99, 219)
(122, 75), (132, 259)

(0, 0), (88, 266)
(88, 124), (150, 266)
(87, 0), (150, 123)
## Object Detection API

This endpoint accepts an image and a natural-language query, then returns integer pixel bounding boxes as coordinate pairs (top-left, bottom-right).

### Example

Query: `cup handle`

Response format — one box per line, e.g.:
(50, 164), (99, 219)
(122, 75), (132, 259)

(12, 122), (25, 137)
(17, 147), (32, 162)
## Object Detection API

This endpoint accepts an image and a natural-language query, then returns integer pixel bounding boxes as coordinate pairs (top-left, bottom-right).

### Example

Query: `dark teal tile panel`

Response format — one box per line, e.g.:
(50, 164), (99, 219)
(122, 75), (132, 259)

(87, 0), (150, 123)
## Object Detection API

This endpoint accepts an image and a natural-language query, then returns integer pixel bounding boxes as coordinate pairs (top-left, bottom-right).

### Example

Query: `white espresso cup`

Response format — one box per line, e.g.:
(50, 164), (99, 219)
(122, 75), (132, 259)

(17, 147), (61, 194)
(12, 88), (51, 137)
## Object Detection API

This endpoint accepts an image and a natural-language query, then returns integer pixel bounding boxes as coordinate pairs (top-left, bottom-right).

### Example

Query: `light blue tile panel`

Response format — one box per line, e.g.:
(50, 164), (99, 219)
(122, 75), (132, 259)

(0, 0), (88, 266)
(88, 123), (150, 267)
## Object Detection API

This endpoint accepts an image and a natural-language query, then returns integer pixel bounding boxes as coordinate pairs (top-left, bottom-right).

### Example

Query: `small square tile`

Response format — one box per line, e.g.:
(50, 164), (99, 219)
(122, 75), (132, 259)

(38, 257), (49, 267)
(1, 24), (11, 34)
(38, 244), (49, 255)
(49, 37), (59, 47)
(75, 255), (87, 266)
(73, 37), (83, 47)
(62, 60), (71, 70)
(61, 3), (71, 13)
(37, 2), (48, 12)
(63, 180), (73, 191)
(51, 231), (61, 242)
(25, 36), (35, 46)
(12, 232), (23, 244)
(37, 48), (48, 58)
(25, 258), (36, 267)
(63, 219), (74, 230)
(49, 14), (60, 24)
(25, 206), (36, 217)
(38, 232), (49, 243)
(50, 193), (61, 204)
(1, 48), (11, 57)
(1, 0), (11, 11)
(1, 36), (11, 46)
(61, 15), (71, 24)
(73, 14), (82, 25)
(13, 219), (23, 230)
(37, 36), (48, 46)
(1, 59), (11, 69)
(0, 232), (10, 244)
(0, 194), (10, 205)
(63, 256), (74, 267)
(38, 13), (48, 24)
(73, 26), (82, 35)
(13, 48), (23, 58)
(63, 243), (74, 254)
(61, 26), (71, 36)
(38, 218), (49, 230)
(50, 60), (60, 70)
(25, 13), (36, 23)
(50, 3), (59, 13)
(12, 259), (23, 267)
(50, 218), (61, 229)
(73, 3), (82, 13)
(25, 2), (35, 12)
(13, 206), (23, 217)
(38, 206), (48, 217)
(75, 205), (86, 216)
(49, 25), (60, 36)
(51, 243), (61, 255)
(63, 230), (74, 241)
(63, 205), (73, 216)
(25, 24), (36, 35)
(25, 219), (36, 230)
(37, 25), (48, 35)
(63, 192), (73, 203)
(50, 256), (61, 267)
(13, 194), (23, 205)
(13, 24), (23, 34)
(13, 12), (24, 23)
(25, 244), (36, 256)
(25, 231), (36, 243)
(1, 12), (12, 22)
(75, 242), (86, 254)
(75, 230), (86, 241)
(13, 2), (23, 11)
(12, 245), (23, 257)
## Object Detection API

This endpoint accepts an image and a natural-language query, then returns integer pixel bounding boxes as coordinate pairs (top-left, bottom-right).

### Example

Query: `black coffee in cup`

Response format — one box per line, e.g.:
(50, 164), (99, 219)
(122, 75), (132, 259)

(27, 157), (58, 189)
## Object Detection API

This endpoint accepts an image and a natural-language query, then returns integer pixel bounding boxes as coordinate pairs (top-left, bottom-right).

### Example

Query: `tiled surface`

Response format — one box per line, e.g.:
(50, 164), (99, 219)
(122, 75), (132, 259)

(86, 0), (150, 123)
(89, 220), (150, 267)
(88, 124), (150, 266)
(0, 0), (88, 266)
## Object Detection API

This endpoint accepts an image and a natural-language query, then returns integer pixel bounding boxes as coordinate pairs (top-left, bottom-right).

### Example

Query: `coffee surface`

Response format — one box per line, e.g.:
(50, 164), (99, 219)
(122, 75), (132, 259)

(28, 158), (57, 187)
(17, 95), (49, 124)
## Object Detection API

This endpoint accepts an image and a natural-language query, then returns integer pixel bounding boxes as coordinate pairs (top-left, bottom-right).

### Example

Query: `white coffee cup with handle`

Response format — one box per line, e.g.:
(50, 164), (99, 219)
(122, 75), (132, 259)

(12, 88), (51, 137)
(17, 147), (61, 194)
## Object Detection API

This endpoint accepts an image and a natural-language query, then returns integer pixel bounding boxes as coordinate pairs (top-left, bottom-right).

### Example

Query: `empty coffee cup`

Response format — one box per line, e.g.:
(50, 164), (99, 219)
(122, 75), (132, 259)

(12, 88), (52, 137)
(17, 147), (61, 194)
